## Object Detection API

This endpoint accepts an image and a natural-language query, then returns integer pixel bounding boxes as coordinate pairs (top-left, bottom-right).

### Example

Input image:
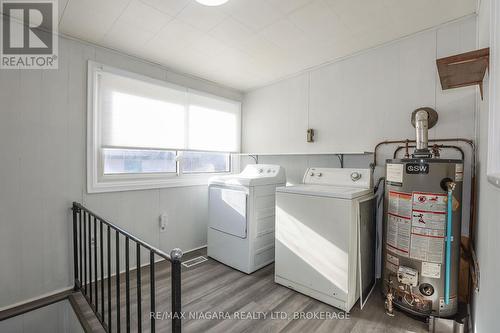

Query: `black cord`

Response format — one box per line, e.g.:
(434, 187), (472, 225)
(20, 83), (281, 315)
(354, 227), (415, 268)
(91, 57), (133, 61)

(374, 177), (385, 194)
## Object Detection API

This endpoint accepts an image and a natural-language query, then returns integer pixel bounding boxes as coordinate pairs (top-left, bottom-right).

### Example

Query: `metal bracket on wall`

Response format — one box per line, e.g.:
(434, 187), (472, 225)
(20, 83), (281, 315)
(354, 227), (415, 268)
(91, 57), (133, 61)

(337, 154), (344, 168)
(248, 155), (259, 164)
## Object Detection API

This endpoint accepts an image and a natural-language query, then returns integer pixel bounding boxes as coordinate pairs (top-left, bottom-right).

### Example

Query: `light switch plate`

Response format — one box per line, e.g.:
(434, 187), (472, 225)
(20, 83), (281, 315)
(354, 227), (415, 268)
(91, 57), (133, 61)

(159, 213), (168, 232)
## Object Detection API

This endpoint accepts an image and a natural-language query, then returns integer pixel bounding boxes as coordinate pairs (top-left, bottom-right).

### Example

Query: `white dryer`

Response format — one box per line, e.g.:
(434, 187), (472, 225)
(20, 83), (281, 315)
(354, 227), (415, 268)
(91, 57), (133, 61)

(275, 168), (376, 312)
(208, 164), (286, 274)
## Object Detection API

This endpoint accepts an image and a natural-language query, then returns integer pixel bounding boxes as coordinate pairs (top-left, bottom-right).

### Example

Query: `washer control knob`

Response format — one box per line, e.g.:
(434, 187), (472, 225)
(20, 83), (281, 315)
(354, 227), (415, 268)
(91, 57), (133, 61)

(310, 172), (315, 177)
(317, 172), (322, 177)
(258, 168), (264, 174)
(351, 172), (362, 181)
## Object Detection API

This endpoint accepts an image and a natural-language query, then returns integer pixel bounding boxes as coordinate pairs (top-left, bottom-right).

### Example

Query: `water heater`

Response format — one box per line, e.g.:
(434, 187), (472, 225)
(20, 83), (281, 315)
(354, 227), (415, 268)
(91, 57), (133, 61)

(382, 108), (463, 317)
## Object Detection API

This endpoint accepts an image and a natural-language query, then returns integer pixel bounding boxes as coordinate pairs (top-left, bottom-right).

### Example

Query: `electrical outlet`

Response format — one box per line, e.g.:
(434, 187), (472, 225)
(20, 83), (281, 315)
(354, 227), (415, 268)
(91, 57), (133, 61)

(159, 214), (168, 232)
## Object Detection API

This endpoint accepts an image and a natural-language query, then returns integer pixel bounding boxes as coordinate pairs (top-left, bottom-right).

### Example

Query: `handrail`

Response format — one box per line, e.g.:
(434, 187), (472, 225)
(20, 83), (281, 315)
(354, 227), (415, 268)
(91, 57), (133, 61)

(72, 202), (172, 261)
(72, 202), (182, 333)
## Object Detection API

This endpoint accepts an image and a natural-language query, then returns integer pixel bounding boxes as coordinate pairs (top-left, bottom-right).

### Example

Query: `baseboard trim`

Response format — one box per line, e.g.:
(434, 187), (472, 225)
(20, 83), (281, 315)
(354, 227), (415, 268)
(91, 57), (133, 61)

(0, 288), (74, 321)
(184, 245), (207, 254)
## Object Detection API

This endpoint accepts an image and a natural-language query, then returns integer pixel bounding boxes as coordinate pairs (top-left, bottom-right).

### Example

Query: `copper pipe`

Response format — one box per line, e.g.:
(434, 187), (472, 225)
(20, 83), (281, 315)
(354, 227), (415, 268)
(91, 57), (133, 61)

(371, 138), (475, 168)
(385, 290), (395, 317)
(393, 144), (465, 160)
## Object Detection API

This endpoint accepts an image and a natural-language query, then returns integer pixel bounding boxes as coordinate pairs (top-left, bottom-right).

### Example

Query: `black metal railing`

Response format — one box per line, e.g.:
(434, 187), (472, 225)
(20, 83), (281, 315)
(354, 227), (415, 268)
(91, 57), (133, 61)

(72, 202), (182, 333)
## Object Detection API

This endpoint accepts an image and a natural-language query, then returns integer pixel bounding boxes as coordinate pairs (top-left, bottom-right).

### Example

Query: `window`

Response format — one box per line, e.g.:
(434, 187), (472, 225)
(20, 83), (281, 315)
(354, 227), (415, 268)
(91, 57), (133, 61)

(181, 151), (231, 173)
(87, 61), (241, 193)
(103, 148), (177, 174)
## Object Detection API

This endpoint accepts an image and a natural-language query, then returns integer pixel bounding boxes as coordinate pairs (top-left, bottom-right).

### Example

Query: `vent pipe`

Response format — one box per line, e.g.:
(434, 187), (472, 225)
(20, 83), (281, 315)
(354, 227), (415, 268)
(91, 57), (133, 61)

(411, 107), (438, 158)
(415, 110), (429, 152)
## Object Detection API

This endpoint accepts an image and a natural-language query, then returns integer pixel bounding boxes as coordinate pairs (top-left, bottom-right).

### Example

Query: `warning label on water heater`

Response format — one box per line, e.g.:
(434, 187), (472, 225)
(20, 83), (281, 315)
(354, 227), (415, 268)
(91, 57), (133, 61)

(455, 164), (464, 182)
(388, 191), (412, 217)
(408, 192), (447, 263)
(412, 192), (447, 213)
(387, 191), (449, 263)
(422, 261), (441, 278)
(411, 210), (446, 230)
(386, 164), (404, 183)
(410, 227), (445, 263)
(386, 191), (412, 257)
(387, 214), (411, 257)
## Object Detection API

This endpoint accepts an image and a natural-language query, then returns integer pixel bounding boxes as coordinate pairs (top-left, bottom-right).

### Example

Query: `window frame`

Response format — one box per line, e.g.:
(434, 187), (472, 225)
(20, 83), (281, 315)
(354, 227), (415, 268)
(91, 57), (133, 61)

(87, 61), (241, 193)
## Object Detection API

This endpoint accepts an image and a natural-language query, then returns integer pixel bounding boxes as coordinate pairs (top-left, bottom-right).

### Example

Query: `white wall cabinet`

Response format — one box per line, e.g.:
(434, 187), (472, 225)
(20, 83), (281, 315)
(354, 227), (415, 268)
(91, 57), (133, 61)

(242, 74), (309, 154)
(242, 16), (477, 154)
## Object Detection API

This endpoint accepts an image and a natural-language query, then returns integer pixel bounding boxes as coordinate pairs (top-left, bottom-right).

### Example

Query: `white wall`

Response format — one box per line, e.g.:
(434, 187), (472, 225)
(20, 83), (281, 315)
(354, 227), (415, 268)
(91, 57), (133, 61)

(0, 13), (484, 316)
(242, 16), (477, 237)
(243, 16), (477, 154)
(472, 1), (500, 332)
(0, 34), (242, 310)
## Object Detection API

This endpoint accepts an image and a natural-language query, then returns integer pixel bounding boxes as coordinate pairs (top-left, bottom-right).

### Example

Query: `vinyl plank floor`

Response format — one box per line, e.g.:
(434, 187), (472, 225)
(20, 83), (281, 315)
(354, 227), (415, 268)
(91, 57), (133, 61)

(77, 248), (427, 333)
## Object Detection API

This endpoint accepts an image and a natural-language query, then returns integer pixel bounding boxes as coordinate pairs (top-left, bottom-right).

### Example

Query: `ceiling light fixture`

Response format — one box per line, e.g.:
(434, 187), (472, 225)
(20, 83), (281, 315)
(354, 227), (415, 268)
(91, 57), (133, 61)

(195, 0), (229, 6)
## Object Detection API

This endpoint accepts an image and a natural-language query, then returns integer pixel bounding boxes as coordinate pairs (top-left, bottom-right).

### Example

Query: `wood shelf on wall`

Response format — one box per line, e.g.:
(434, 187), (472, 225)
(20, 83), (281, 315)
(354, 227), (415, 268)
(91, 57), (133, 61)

(436, 47), (490, 99)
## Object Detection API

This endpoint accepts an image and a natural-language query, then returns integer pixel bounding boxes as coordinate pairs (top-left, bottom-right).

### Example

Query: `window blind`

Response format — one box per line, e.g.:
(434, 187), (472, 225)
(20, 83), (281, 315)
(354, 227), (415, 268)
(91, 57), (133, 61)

(187, 90), (240, 152)
(97, 70), (240, 153)
(98, 71), (187, 150)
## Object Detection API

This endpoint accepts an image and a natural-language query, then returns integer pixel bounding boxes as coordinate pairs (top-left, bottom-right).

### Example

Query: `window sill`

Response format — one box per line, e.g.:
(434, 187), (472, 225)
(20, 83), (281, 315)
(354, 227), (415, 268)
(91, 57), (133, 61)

(87, 175), (217, 193)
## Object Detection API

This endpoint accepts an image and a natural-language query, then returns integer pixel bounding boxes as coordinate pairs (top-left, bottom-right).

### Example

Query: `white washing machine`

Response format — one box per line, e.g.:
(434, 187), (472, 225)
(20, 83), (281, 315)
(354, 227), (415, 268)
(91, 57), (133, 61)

(275, 168), (376, 312)
(208, 164), (286, 274)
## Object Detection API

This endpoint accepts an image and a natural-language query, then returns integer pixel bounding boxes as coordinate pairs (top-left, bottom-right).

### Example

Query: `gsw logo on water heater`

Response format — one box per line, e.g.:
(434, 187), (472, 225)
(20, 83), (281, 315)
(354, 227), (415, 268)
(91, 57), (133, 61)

(405, 163), (429, 174)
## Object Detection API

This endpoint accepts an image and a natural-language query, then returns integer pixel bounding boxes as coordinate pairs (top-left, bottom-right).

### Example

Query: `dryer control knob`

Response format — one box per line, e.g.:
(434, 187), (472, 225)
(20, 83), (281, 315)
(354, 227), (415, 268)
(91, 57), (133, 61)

(317, 172), (322, 177)
(309, 172), (315, 176)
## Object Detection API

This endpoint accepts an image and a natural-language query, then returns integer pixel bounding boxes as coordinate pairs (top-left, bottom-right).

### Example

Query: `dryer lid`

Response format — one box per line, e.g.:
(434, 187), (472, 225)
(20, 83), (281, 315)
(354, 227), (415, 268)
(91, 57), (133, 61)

(209, 164), (286, 187)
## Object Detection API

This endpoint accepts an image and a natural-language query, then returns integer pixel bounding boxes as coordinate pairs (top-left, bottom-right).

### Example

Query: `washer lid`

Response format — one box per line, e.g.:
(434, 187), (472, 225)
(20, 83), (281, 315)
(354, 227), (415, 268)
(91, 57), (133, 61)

(276, 184), (373, 199)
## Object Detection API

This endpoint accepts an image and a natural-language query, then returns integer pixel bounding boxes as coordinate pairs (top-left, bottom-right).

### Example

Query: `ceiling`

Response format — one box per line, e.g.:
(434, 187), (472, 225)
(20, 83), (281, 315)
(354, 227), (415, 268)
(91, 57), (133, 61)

(56, 0), (477, 91)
